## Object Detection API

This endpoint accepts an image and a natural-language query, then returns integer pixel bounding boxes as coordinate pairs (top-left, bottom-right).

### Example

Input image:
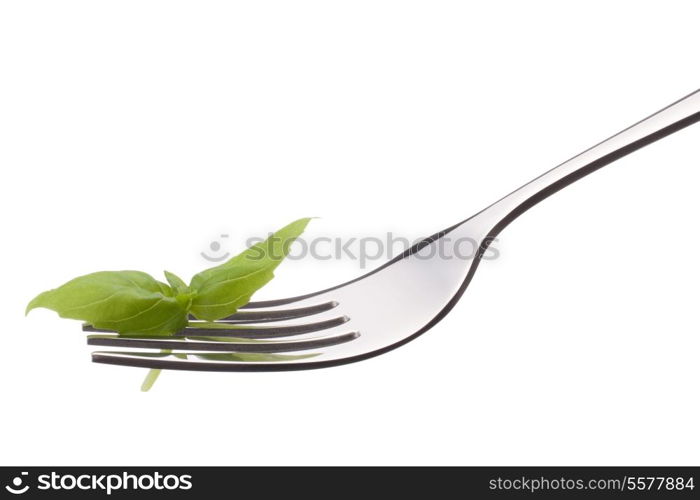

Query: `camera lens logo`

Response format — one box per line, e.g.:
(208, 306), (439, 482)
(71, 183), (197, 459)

(5, 472), (29, 495)
(201, 234), (230, 262)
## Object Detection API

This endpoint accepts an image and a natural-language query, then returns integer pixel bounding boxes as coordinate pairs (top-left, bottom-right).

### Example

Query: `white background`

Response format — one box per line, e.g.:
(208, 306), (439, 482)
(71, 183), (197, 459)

(1, 1), (699, 466)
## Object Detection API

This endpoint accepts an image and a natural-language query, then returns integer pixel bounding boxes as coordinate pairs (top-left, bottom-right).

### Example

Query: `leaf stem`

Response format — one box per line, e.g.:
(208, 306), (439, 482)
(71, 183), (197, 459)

(140, 349), (171, 392)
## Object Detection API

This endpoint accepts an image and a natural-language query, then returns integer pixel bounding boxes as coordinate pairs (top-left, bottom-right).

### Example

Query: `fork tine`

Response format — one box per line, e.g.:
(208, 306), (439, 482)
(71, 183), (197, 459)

(91, 350), (330, 371)
(83, 316), (350, 338)
(87, 331), (359, 352)
(184, 316), (349, 337)
(239, 298), (304, 309)
(192, 301), (339, 322)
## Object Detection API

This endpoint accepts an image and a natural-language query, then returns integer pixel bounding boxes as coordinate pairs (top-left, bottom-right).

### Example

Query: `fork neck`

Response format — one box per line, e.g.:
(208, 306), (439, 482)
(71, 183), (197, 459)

(468, 89), (700, 241)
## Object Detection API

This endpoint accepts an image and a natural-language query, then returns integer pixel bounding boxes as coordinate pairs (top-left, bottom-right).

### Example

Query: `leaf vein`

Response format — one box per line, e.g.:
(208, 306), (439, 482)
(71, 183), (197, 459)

(98, 296), (167, 325)
(62, 290), (123, 314)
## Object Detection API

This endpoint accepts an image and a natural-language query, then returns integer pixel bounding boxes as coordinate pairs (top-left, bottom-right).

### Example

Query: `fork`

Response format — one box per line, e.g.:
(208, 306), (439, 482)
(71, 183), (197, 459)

(91, 89), (700, 372)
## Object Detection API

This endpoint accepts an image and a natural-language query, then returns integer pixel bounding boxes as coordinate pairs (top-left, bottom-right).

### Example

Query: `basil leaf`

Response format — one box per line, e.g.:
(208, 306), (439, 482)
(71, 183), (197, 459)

(189, 218), (310, 321)
(164, 270), (188, 294)
(26, 271), (188, 335)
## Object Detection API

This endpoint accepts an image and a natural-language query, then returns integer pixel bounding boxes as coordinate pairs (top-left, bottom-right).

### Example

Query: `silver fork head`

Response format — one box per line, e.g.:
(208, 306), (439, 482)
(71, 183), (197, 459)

(91, 218), (489, 371)
(92, 89), (700, 371)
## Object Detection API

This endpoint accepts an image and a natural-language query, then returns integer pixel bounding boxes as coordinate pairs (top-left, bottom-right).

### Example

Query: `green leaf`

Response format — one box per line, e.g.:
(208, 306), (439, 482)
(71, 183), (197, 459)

(163, 271), (188, 294)
(26, 271), (188, 335)
(188, 218), (310, 321)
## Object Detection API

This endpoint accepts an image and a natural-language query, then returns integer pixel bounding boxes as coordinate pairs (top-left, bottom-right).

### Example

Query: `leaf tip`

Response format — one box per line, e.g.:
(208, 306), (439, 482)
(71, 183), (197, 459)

(25, 293), (45, 316)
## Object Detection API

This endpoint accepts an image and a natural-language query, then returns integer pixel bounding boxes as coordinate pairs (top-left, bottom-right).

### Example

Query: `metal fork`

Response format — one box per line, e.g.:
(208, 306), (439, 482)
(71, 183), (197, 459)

(92, 89), (700, 372)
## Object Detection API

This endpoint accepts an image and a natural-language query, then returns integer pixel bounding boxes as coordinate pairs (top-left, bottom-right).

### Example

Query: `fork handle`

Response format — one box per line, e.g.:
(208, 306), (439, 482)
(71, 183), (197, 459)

(478, 89), (700, 238)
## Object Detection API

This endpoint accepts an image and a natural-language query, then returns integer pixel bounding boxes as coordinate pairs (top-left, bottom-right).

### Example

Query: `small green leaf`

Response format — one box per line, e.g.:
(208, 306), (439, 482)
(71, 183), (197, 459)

(26, 271), (188, 335)
(189, 218), (310, 321)
(163, 271), (188, 294)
